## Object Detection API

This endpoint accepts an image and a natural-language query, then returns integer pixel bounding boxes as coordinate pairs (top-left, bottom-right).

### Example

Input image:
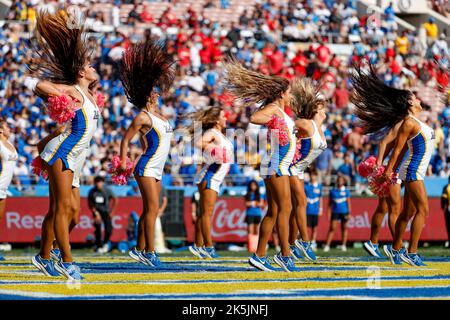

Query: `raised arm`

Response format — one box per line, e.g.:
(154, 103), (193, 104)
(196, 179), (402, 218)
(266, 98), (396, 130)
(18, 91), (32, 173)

(120, 113), (150, 170)
(385, 118), (417, 176)
(35, 80), (78, 99)
(376, 121), (403, 166)
(249, 103), (279, 125)
(194, 129), (216, 151)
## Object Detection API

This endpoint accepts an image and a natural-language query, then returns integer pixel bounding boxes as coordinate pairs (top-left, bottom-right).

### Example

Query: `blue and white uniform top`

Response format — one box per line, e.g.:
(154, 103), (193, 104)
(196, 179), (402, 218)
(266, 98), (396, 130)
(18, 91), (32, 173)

(134, 111), (173, 180)
(305, 182), (322, 215)
(40, 85), (100, 172)
(194, 128), (233, 193)
(262, 107), (296, 177)
(399, 115), (435, 182)
(289, 120), (327, 179)
(0, 139), (18, 199)
(329, 186), (350, 214)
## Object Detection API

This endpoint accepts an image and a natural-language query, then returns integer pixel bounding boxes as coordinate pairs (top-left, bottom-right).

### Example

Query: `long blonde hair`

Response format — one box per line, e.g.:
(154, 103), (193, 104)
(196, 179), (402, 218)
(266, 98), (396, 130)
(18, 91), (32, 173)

(290, 77), (322, 119)
(222, 57), (289, 108)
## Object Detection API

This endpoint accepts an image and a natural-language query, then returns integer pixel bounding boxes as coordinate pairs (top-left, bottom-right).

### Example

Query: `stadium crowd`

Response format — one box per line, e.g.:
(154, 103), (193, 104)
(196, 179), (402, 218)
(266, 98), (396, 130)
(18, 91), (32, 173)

(0, 0), (449, 193)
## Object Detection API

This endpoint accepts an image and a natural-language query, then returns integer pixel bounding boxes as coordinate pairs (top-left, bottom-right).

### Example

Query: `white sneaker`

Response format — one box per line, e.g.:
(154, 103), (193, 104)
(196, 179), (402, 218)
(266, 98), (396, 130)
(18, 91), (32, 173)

(311, 241), (317, 252)
(445, 241), (449, 248)
(275, 245), (281, 252)
(341, 245), (347, 252)
(323, 245), (330, 252)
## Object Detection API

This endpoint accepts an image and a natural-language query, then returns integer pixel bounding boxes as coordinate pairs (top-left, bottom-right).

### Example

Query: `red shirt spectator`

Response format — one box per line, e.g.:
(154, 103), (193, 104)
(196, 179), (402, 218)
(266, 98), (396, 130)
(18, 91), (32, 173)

(334, 85), (349, 109)
(389, 59), (401, 75)
(316, 44), (331, 65)
(269, 49), (284, 75)
(178, 46), (190, 67)
(140, 6), (153, 23)
(199, 47), (211, 65)
(437, 68), (449, 91)
(385, 47), (395, 60)
(211, 45), (222, 64)
(291, 51), (308, 76)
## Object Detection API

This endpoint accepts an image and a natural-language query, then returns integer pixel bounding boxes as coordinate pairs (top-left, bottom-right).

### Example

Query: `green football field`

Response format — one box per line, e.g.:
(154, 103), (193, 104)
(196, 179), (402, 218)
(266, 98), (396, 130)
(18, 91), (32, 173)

(1, 246), (449, 300)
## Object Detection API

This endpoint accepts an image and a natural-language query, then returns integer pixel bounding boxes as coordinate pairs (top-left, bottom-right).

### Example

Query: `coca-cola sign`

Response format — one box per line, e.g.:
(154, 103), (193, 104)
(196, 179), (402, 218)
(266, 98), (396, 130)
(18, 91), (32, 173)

(183, 197), (446, 243)
(211, 199), (247, 239)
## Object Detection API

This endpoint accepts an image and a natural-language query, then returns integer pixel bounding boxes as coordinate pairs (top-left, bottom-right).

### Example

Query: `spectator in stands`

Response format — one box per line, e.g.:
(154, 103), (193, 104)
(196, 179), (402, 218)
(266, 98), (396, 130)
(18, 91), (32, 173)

(423, 17), (439, 45)
(88, 176), (117, 253)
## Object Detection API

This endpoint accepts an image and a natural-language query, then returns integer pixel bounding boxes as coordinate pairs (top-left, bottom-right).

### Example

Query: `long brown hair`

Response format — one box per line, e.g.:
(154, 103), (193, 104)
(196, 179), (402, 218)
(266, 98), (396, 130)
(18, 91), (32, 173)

(185, 107), (222, 136)
(350, 62), (413, 133)
(119, 40), (175, 109)
(222, 57), (289, 108)
(28, 9), (90, 85)
(290, 77), (322, 119)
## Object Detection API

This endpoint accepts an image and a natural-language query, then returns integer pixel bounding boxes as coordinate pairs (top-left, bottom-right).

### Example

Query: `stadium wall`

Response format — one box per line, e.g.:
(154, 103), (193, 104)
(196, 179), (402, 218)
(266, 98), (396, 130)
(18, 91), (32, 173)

(0, 196), (445, 244)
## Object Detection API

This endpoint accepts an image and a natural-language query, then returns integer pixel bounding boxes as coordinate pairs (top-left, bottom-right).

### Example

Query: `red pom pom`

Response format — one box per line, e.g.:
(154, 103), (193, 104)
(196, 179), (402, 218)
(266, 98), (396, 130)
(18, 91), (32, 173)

(211, 146), (231, 163)
(266, 115), (290, 146)
(47, 93), (79, 125)
(94, 92), (105, 112)
(291, 139), (302, 164)
(368, 170), (397, 197)
(31, 156), (48, 180)
(108, 156), (134, 185)
(357, 156), (377, 178)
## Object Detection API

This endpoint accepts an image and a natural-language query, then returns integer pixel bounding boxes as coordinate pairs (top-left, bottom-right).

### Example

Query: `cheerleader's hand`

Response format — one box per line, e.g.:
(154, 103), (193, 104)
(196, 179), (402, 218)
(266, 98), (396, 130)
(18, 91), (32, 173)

(120, 159), (128, 172)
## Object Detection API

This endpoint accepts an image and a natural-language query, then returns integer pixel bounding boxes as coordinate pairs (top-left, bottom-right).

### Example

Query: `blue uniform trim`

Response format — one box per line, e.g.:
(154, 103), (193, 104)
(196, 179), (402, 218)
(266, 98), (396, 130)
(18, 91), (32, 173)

(134, 127), (161, 177)
(46, 109), (87, 170)
(405, 133), (426, 182)
(200, 163), (221, 189)
(299, 137), (312, 160)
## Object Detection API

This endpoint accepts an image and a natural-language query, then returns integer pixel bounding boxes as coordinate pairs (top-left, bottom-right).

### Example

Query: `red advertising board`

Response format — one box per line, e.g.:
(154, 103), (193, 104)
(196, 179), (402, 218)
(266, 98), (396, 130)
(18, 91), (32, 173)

(0, 197), (143, 243)
(183, 197), (446, 243)
(0, 196), (446, 243)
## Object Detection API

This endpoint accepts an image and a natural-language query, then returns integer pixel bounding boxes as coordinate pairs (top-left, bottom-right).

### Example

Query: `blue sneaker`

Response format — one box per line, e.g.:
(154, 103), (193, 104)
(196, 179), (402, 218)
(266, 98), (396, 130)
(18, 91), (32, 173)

(273, 252), (299, 272)
(202, 247), (219, 259)
(0, 254), (4, 261)
(248, 253), (276, 271)
(54, 261), (83, 280)
(189, 245), (206, 259)
(363, 241), (383, 258)
(50, 248), (61, 262)
(384, 244), (401, 265)
(399, 248), (414, 265)
(295, 240), (317, 262)
(128, 247), (147, 264)
(290, 245), (303, 261)
(407, 253), (426, 266)
(31, 254), (60, 277)
(383, 244), (393, 260)
(142, 251), (162, 267)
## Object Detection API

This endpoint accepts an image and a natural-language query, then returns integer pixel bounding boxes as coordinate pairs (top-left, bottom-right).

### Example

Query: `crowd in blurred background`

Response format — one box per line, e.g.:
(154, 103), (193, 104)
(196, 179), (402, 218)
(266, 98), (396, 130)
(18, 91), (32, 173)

(0, 0), (449, 194)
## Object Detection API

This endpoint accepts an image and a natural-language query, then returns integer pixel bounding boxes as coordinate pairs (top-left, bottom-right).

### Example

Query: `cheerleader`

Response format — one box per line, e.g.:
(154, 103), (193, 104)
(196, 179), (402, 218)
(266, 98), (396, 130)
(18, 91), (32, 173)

(288, 78), (327, 262)
(362, 122), (405, 259)
(223, 59), (297, 272)
(351, 64), (434, 266)
(27, 10), (100, 280)
(187, 107), (233, 259)
(0, 120), (18, 261)
(119, 40), (174, 267)
(31, 128), (87, 276)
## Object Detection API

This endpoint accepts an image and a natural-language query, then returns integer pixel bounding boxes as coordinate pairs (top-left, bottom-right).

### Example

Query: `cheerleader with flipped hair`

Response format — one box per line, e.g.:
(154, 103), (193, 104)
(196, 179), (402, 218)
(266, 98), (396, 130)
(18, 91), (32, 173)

(28, 9), (101, 280)
(351, 64), (434, 266)
(288, 78), (327, 262)
(223, 58), (297, 272)
(119, 40), (175, 267)
(186, 107), (233, 259)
